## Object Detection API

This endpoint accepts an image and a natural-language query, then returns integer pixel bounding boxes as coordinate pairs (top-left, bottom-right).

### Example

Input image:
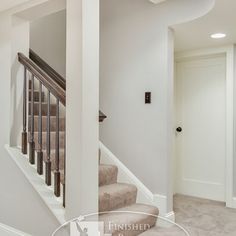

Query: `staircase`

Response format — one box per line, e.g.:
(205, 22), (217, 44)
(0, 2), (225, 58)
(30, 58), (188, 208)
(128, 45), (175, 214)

(99, 163), (159, 235)
(18, 50), (159, 235)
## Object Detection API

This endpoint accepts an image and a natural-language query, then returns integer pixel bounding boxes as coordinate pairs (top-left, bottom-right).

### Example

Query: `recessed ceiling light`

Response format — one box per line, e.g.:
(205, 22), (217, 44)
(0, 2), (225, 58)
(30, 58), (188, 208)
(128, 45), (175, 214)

(211, 33), (226, 39)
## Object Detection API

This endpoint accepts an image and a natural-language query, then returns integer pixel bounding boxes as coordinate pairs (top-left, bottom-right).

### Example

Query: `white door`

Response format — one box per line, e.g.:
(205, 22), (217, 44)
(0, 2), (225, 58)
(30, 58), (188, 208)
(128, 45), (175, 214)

(175, 55), (226, 202)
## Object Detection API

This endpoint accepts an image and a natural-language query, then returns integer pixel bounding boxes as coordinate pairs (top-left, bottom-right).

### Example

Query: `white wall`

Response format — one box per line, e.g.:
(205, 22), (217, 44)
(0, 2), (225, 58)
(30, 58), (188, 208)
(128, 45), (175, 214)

(0, 150), (60, 236)
(0, 0), (30, 12)
(0, 11), (58, 236)
(66, 0), (99, 219)
(10, 16), (29, 147)
(0, 1), (66, 235)
(30, 10), (66, 77)
(0, 0), (99, 227)
(234, 45), (236, 197)
(100, 0), (215, 213)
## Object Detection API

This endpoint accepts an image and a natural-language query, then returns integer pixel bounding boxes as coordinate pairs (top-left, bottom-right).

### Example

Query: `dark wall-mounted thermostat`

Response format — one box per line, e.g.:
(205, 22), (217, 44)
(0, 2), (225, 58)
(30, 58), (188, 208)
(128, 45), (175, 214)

(145, 92), (151, 104)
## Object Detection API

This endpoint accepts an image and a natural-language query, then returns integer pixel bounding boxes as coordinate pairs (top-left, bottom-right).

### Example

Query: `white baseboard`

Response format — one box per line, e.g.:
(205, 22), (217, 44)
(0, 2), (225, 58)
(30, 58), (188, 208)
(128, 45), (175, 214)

(153, 194), (176, 227)
(153, 194), (168, 216)
(157, 211), (175, 228)
(230, 198), (236, 208)
(165, 211), (175, 222)
(177, 178), (225, 202)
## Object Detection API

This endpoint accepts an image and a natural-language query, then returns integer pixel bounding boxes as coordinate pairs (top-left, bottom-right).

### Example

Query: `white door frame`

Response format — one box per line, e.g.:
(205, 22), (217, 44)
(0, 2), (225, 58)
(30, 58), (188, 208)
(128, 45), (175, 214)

(175, 45), (234, 208)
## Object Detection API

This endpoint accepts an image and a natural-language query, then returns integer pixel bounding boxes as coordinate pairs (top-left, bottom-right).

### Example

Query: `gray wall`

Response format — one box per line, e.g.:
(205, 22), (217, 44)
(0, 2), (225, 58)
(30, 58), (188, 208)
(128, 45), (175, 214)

(234, 45), (236, 197)
(99, 0), (215, 206)
(0, 10), (61, 236)
(30, 10), (66, 78)
(0, 151), (60, 236)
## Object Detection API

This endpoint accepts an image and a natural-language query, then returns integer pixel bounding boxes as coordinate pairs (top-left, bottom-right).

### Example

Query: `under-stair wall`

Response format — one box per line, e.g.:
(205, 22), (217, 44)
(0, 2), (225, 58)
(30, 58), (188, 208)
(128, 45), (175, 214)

(0, 149), (60, 236)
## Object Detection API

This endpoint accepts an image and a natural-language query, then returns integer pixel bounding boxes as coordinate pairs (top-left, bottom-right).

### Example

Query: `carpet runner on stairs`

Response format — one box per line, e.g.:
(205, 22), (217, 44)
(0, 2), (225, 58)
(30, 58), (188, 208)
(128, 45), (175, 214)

(99, 163), (159, 235)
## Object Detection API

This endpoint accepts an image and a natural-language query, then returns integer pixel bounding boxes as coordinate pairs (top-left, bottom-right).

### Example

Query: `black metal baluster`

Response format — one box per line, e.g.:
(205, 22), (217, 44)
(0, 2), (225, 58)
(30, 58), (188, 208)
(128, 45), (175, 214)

(22, 67), (27, 154)
(29, 74), (35, 164)
(54, 99), (60, 197)
(45, 90), (51, 186)
(37, 82), (43, 175)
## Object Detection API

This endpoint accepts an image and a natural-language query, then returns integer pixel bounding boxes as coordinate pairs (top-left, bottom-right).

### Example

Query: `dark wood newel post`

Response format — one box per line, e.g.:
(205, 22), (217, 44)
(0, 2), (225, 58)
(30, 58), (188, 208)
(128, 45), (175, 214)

(63, 183), (65, 207)
(29, 74), (35, 164)
(45, 90), (52, 186)
(37, 82), (43, 175)
(63, 132), (66, 207)
(22, 67), (28, 154)
(54, 98), (60, 197)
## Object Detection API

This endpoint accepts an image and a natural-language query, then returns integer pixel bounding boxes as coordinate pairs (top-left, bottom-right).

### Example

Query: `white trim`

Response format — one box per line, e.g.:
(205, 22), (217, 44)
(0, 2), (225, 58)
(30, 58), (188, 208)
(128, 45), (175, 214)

(149, 0), (166, 4)
(0, 222), (31, 236)
(177, 178), (225, 202)
(165, 211), (175, 221)
(225, 46), (234, 208)
(153, 194), (168, 215)
(175, 46), (231, 61)
(99, 143), (153, 204)
(232, 198), (236, 208)
(157, 211), (176, 227)
(175, 45), (235, 208)
(153, 194), (176, 227)
(99, 142), (175, 222)
(5, 145), (66, 225)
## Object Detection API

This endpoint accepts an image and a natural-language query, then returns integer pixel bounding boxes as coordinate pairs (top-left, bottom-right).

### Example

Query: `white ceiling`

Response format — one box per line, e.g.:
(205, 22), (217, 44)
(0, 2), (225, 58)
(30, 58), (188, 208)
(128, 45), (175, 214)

(173, 0), (236, 52)
(0, 0), (30, 12)
(0, 0), (166, 12)
(149, 0), (167, 4)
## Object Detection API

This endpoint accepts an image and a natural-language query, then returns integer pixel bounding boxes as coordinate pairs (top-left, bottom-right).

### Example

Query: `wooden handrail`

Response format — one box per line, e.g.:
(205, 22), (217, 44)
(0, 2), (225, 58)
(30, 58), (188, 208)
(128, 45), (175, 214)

(99, 111), (107, 122)
(19, 51), (107, 122)
(18, 52), (66, 106)
(29, 49), (66, 90)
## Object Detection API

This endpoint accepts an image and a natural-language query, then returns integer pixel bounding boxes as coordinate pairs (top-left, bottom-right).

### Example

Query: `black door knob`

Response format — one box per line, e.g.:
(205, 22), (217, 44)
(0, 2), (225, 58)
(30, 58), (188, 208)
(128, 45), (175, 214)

(176, 127), (182, 132)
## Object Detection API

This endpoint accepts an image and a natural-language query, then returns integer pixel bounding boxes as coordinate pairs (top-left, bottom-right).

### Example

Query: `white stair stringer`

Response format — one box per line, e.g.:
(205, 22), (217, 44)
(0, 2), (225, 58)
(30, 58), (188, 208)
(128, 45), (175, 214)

(99, 142), (175, 227)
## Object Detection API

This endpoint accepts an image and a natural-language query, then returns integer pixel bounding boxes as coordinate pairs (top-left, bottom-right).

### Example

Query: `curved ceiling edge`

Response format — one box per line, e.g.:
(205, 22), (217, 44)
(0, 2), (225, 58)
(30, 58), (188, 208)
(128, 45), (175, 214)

(169, 0), (216, 27)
